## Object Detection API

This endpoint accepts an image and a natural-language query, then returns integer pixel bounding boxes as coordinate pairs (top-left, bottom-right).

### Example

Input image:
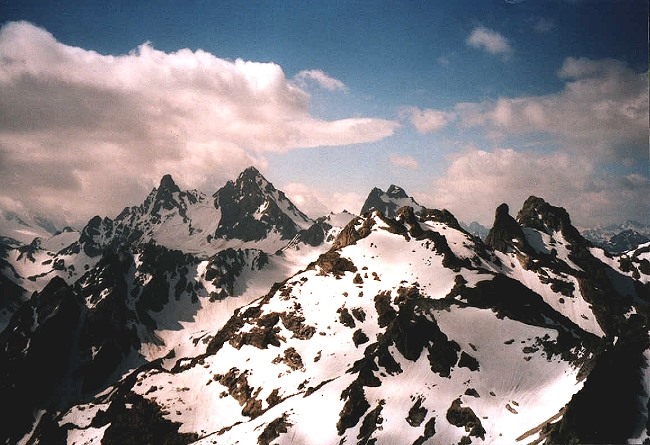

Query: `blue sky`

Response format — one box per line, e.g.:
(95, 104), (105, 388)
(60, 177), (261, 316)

(0, 0), (647, 227)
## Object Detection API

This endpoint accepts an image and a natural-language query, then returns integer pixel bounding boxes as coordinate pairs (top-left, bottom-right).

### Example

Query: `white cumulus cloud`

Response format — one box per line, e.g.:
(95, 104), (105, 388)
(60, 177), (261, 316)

(427, 148), (649, 228)
(404, 107), (455, 133)
(533, 18), (555, 33)
(281, 183), (330, 218)
(389, 153), (419, 170)
(0, 21), (398, 225)
(455, 57), (648, 163)
(411, 56), (649, 227)
(466, 26), (513, 57)
(294, 69), (347, 91)
(282, 183), (364, 217)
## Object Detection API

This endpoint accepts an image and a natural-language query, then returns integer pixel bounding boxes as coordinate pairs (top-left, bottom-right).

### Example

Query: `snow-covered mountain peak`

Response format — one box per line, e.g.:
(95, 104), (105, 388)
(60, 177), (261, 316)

(43, 199), (637, 445)
(3, 178), (650, 444)
(514, 196), (593, 263)
(0, 209), (57, 245)
(146, 173), (185, 213)
(420, 207), (466, 232)
(582, 220), (650, 254)
(461, 221), (489, 240)
(322, 210), (357, 228)
(117, 174), (204, 225)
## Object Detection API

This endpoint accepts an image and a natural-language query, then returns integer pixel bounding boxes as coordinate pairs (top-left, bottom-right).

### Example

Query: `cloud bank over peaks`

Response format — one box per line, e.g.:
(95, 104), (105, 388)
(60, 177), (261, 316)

(427, 148), (649, 228)
(407, 57), (647, 167)
(0, 21), (398, 225)
(282, 182), (363, 218)
(410, 56), (649, 227)
(466, 26), (513, 58)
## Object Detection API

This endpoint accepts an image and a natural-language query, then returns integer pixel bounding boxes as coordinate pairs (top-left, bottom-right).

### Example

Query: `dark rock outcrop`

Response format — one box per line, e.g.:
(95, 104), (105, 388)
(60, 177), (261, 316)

(486, 203), (529, 253)
(212, 167), (312, 242)
(360, 185), (423, 218)
(0, 277), (81, 443)
(516, 196), (585, 247)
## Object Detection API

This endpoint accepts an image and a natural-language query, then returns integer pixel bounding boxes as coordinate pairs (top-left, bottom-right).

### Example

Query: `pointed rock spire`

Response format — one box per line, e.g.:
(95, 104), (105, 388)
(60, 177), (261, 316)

(158, 174), (181, 194)
(212, 166), (312, 242)
(485, 203), (528, 253)
(240, 165), (263, 178)
(148, 174), (183, 215)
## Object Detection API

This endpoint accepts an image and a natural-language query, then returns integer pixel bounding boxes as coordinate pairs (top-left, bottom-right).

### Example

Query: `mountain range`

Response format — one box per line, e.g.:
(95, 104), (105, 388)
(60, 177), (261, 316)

(581, 221), (650, 254)
(0, 167), (648, 445)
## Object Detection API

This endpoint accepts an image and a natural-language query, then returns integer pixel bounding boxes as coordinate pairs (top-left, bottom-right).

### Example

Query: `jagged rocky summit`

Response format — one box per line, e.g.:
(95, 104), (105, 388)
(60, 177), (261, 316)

(0, 168), (338, 318)
(212, 166), (314, 243)
(360, 184), (424, 218)
(1, 179), (648, 445)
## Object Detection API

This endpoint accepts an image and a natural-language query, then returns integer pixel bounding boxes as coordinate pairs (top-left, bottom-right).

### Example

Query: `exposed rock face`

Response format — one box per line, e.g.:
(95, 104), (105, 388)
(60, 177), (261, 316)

(78, 215), (112, 257)
(485, 203), (529, 253)
(545, 314), (650, 444)
(0, 241), (216, 443)
(0, 237), (25, 320)
(76, 249), (140, 393)
(99, 392), (199, 445)
(421, 208), (466, 232)
(446, 398), (486, 440)
(205, 248), (269, 298)
(61, 168), (321, 265)
(517, 196), (584, 246)
(296, 221), (328, 246)
(145, 174), (185, 217)
(112, 174), (206, 247)
(0, 277), (81, 443)
(62, 173), (215, 263)
(158, 173), (181, 194)
(396, 206), (425, 237)
(599, 229), (650, 254)
(212, 166), (313, 242)
(117, 174), (188, 224)
(386, 184), (409, 200)
(360, 185), (424, 217)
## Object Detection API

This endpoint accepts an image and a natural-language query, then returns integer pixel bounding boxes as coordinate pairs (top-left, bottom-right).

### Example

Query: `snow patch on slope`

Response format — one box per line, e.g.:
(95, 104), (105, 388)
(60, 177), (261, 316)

(495, 249), (605, 337)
